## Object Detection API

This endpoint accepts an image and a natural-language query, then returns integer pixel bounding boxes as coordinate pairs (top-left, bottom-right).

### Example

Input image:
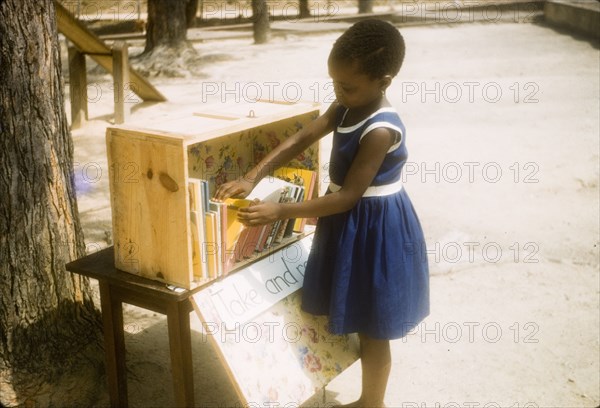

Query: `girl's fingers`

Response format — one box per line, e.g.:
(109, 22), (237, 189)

(215, 182), (242, 201)
(214, 185), (229, 201)
(238, 206), (263, 225)
(237, 206), (254, 218)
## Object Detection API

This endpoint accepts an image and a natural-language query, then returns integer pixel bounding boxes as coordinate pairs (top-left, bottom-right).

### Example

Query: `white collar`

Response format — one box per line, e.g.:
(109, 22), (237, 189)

(337, 107), (397, 133)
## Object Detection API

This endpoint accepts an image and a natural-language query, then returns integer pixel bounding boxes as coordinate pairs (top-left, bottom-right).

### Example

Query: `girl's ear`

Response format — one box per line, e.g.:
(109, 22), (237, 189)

(379, 75), (393, 93)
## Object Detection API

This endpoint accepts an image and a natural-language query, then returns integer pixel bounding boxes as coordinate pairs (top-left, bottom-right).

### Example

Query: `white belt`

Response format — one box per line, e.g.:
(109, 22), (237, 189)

(329, 178), (403, 197)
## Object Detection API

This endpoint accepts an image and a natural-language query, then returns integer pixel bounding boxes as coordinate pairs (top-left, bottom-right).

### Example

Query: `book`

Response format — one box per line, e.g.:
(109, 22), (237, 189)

(240, 224), (262, 259)
(273, 167), (317, 233)
(273, 185), (301, 244)
(200, 180), (210, 213)
(223, 198), (253, 271)
(226, 177), (301, 258)
(209, 200), (227, 277)
(199, 173), (314, 276)
(256, 222), (274, 253)
(204, 211), (219, 280)
(188, 179), (207, 280)
(190, 211), (206, 280)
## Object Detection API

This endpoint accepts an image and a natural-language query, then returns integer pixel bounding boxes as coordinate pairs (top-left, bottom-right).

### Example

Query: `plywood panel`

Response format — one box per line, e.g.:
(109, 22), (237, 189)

(187, 111), (319, 196)
(107, 129), (193, 288)
(106, 101), (321, 288)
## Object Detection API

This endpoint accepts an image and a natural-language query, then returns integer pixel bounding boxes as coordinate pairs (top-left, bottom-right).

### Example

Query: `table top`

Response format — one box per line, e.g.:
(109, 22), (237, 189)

(66, 247), (197, 302)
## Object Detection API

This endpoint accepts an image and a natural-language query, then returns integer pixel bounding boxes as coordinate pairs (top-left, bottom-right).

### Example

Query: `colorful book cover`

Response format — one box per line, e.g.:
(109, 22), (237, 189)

(273, 167), (316, 232)
(223, 198), (253, 271)
(204, 212), (219, 280)
(189, 179), (208, 280)
(189, 211), (206, 280)
(256, 222), (273, 253)
(208, 201), (224, 277)
(240, 225), (262, 260)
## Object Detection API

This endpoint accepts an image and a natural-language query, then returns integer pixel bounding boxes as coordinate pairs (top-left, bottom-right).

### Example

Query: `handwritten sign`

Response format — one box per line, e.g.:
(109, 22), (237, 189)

(191, 236), (361, 408)
(195, 234), (313, 330)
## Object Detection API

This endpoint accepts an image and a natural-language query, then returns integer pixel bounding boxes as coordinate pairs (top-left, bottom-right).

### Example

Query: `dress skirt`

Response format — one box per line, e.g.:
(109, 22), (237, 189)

(301, 188), (430, 340)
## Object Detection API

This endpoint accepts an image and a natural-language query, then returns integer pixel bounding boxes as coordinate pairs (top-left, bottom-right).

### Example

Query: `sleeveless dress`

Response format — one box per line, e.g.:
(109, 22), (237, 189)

(301, 105), (430, 340)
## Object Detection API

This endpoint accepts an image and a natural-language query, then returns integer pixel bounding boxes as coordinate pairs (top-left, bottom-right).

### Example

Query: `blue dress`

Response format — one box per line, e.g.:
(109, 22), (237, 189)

(301, 105), (430, 340)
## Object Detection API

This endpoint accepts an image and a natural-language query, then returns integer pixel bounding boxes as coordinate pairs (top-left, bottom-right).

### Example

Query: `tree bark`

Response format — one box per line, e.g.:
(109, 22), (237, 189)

(0, 0), (102, 405)
(186, 0), (199, 28)
(145, 0), (188, 53)
(358, 0), (374, 14)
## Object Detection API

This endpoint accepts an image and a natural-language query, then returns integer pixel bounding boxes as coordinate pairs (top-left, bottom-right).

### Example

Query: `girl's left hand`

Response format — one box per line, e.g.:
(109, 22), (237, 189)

(237, 201), (282, 226)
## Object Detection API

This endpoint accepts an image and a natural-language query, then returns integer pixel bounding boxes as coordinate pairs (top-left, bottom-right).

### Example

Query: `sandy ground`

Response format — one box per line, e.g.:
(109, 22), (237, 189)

(62, 19), (599, 408)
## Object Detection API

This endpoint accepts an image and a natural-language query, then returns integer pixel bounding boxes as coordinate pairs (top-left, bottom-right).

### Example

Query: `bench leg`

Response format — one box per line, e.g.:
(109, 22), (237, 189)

(112, 41), (131, 125)
(68, 46), (88, 129)
(166, 300), (195, 407)
(99, 281), (129, 408)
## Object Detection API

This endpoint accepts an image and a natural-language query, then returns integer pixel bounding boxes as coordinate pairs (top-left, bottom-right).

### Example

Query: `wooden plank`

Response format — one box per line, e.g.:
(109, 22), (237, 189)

(55, 0), (166, 102)
(99, 281), (128, 408)
(166, 300), (195, 407)
(67, 46), (88, 129)
(106, 128), (193, 289)
(111, 101), (320, 146)
(66, 247), (200, 300)
(112, 41), (130, 124)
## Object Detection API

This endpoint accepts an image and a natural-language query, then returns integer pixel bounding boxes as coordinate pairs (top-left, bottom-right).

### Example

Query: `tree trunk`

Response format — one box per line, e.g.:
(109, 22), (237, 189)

(358, 0), (374, 14)
(299, 0), (311, 18)
(252, 0), (270, 44)
(0, 1), (102, 406)
(145, 0), (188, 53)
(186, 0), (198, 28)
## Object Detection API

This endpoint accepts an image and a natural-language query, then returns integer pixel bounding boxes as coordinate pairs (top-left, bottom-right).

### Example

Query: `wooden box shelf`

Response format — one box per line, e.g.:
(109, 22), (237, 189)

(106, 100), (320, 290)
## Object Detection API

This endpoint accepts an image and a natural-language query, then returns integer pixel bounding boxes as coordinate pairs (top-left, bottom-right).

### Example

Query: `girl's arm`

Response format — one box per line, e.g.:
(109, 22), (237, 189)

(213, 102), (340, 201)
(237, 126), (397, 226)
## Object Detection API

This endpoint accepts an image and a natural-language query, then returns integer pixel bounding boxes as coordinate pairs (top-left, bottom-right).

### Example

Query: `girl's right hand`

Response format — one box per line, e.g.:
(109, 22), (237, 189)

(213, 177), (255, 201)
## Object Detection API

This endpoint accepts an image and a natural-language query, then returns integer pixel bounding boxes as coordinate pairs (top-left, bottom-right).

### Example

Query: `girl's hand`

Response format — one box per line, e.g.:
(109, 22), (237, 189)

(214, 178), (255, 201)
(237, 201), (282, 226)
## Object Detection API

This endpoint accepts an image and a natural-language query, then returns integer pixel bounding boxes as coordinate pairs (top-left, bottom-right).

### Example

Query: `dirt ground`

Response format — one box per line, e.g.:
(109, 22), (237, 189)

(54, 18), (600, 408)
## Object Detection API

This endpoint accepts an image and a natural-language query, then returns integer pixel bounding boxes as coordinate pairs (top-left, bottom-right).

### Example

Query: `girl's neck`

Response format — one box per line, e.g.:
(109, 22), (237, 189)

(343, 96), (390, 126)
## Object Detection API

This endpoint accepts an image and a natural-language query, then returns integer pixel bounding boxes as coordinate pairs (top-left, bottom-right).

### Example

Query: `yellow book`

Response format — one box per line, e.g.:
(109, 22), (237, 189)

(223, 198), (252, 274)
(189, 211), (207, 280)
(204, 212), (219, 280)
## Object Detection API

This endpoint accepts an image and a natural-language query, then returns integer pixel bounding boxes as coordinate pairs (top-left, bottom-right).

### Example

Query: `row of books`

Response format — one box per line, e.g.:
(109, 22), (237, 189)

(188, 167), (317, 281)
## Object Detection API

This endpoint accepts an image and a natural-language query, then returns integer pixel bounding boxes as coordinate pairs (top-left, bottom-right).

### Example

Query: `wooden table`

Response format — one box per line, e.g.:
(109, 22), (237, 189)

(66, 247), (196, 407)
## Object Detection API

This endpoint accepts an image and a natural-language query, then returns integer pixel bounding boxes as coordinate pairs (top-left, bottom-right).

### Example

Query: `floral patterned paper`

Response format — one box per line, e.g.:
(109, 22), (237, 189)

(187, 112), (319, 195)
(192, 289), (360, 407)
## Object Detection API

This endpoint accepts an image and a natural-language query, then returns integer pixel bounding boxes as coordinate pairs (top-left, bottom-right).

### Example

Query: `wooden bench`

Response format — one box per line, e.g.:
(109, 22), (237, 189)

(55, 0), (166, 128)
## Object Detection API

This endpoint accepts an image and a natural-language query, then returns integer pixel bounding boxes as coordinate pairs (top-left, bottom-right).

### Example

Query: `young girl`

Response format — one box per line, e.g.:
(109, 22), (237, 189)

(215, 19), (430, 408)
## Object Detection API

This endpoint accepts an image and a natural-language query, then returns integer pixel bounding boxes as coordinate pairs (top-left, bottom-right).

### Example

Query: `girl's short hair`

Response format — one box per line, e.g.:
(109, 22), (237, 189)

(329, 19), (405, 79)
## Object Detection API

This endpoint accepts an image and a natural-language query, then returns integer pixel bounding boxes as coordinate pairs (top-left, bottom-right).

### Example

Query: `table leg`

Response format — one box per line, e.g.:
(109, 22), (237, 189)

(99, 281), (128, 408)
(166, 300), (195, 407)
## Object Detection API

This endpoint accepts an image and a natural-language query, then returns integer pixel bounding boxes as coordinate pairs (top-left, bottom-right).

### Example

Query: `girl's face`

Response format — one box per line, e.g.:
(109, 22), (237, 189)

(328, 58), (388, 110)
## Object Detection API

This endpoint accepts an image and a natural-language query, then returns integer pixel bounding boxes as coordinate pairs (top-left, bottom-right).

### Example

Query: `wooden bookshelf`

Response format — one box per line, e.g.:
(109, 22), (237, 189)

(106, 100), (320, 289)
